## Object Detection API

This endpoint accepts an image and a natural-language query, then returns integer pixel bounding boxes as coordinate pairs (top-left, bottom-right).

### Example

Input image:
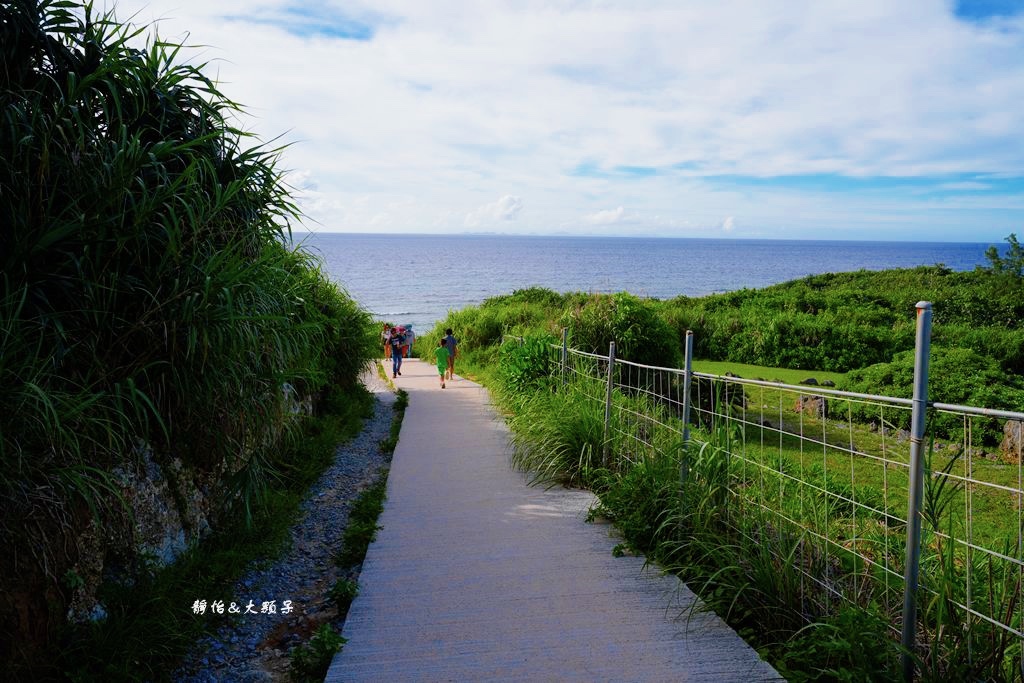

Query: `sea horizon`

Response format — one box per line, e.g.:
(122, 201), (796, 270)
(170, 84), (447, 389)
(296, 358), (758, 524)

(293, 230), (1000, 246)
(294, 232), (1000, 333)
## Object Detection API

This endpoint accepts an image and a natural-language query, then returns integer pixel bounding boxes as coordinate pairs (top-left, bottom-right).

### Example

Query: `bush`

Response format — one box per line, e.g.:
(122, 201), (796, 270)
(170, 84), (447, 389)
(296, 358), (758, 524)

(840, 347), (1024, 445)
(564, 292), (681, 367)
(328, 578), (359, 618)
(507, 381), (607, 487)
(483, 286), (569, 309)
(289, 624), (346, 683)
(498, 334), (557, 395)
(335, 476), (387, 569)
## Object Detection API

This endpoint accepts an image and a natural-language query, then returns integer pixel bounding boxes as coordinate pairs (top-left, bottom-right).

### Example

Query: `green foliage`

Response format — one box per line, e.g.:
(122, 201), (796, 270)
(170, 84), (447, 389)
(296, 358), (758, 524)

(485, 286), (572, 309)
(498, 334), (557, 395)
(590, 451), (680, 556)
(289, 623), (346, 683)
(914, 519), (1024, 681)
(377, 389), (408, 455)
(565, 292), (681, 366)
(840, 347), (1024, 445)
(660, 270), (925, 371)
(659, 262), (1024, 374)
(335, 475), (388, 569)
(776, 607), (899, 682)
(506, 381), (606, 488)
(328, 578), (359, 618)
(1, 0), (375, 674)
(984, 233), (1024, 279)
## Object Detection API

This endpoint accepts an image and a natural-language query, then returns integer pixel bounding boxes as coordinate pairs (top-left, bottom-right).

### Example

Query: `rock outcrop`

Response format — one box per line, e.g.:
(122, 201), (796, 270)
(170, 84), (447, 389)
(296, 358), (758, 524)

(794, 394), (828, 419)
(1001, 420), (1024, 463)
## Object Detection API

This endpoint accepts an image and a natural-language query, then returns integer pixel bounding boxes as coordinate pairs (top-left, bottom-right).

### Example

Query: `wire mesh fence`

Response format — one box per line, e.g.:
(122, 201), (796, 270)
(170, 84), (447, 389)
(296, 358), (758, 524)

(545, 338), (1024, 676)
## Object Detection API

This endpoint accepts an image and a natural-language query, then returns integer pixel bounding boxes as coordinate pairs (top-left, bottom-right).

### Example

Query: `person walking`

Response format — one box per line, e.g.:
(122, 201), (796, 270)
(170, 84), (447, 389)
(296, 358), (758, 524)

(382, 323), (392, 360)
(389, 327), (405, 378)
(434, 338), (450, 388)
(444, 328), (458, 380)
(401, 325), (413, 358)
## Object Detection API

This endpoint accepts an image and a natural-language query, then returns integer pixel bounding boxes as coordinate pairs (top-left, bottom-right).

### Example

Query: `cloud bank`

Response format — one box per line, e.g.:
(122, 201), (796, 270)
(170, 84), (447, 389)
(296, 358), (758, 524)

(104, 0), (1024, 240)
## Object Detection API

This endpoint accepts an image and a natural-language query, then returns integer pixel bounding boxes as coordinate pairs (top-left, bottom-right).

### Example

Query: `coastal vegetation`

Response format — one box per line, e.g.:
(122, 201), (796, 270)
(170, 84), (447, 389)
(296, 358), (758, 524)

(427, 236), (1024, 438)
(423, 234), (1024, 680)
(1, 1), (376, 677)
(488, 339), (1024, 680)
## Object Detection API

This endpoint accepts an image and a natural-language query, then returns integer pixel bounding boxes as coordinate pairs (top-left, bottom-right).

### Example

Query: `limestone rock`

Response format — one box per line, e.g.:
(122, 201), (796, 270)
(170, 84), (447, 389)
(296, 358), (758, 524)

(1000, 420), (1024, 463)
(794, 394), (827, 418)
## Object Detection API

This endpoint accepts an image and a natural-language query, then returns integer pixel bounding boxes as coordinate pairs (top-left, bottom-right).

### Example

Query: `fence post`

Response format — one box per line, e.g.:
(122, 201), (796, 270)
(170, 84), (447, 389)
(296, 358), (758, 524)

(561, 327), (568, 387)
(603, 341), (616, 467)
(901, 301), (933, 682)
(680, 330), (694, 484)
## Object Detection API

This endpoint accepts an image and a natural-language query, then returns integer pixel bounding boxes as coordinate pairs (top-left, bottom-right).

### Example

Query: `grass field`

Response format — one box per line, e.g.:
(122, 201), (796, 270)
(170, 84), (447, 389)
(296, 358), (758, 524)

(686, 359), (1020, 550)
(691, 359), (847, 386)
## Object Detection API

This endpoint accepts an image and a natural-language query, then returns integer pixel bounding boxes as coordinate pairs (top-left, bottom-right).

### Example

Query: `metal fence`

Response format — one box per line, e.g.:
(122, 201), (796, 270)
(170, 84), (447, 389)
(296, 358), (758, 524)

(522, 307), (1024, 680)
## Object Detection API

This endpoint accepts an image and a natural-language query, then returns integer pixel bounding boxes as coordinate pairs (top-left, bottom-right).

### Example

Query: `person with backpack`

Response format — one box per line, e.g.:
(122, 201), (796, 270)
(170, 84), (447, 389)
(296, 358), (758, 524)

(389, 326), (406, 378)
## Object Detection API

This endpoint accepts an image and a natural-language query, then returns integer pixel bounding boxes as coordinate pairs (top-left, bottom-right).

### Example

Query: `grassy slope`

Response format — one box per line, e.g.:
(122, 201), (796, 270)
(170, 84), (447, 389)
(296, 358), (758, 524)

(691, 360), (847, 385)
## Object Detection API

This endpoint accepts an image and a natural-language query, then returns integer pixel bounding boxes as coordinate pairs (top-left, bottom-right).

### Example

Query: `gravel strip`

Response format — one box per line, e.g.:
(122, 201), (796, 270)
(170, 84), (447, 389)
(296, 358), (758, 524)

(174, 366), (396, 682)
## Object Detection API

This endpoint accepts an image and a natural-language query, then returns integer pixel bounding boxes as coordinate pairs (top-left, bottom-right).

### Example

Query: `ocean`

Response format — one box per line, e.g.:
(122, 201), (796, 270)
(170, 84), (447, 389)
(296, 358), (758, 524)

(294, 233), (995, 332)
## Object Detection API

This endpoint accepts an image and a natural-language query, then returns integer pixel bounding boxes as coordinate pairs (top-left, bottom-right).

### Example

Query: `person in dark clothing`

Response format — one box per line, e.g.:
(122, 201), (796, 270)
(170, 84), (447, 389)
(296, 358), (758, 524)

(390, 327), (406, 378)
(444, 328), (458, 380)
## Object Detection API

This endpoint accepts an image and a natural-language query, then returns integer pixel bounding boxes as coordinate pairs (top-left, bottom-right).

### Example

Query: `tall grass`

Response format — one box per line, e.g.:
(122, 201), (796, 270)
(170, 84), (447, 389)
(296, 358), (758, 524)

(1, 1), (376, 674)
(505, 379), (606, 488)
(495, 335), (1024, 681)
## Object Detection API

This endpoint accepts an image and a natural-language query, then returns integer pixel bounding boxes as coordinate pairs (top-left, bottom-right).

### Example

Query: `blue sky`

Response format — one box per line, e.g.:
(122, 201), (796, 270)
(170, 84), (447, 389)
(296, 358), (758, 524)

(110, 1), (1024, 241)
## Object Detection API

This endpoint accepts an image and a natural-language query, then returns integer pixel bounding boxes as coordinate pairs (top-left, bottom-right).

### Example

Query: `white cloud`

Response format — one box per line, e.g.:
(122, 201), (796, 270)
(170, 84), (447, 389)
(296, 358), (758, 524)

(721, 216), (736, 233)
(464, 195), (524, 227)
(584, 207), (626, 225)
(101, 0), (1024, 240)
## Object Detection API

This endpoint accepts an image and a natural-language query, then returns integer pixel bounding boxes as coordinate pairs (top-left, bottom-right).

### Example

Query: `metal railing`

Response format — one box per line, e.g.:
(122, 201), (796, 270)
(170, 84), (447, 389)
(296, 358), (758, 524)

(524, 304), (1024, 680)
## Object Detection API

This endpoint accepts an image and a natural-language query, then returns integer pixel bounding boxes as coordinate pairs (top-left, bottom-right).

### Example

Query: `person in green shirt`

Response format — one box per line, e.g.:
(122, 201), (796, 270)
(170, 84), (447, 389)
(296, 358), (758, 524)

(434, 338), (450, 388)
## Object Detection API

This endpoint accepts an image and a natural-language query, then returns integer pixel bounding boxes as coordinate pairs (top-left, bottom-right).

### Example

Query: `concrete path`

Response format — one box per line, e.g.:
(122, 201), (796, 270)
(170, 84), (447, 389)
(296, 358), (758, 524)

(327, 358), (782, 682)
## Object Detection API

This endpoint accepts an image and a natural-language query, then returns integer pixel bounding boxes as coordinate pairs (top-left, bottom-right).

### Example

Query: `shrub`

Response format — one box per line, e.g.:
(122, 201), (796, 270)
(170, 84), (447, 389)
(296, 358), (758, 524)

(840, 347), (1024, 445)
(498, 334), (557, 395)
(564, 292), (681, 367)
(289, 623), (346, 683)
(328, 578), (359, 618)
(484, 286), (568, 308)
(335, 475), (387, 569)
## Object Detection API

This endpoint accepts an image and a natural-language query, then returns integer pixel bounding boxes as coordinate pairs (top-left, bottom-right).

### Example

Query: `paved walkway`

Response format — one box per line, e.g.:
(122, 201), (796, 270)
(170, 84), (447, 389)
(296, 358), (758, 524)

(326, 359), (782, 682)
